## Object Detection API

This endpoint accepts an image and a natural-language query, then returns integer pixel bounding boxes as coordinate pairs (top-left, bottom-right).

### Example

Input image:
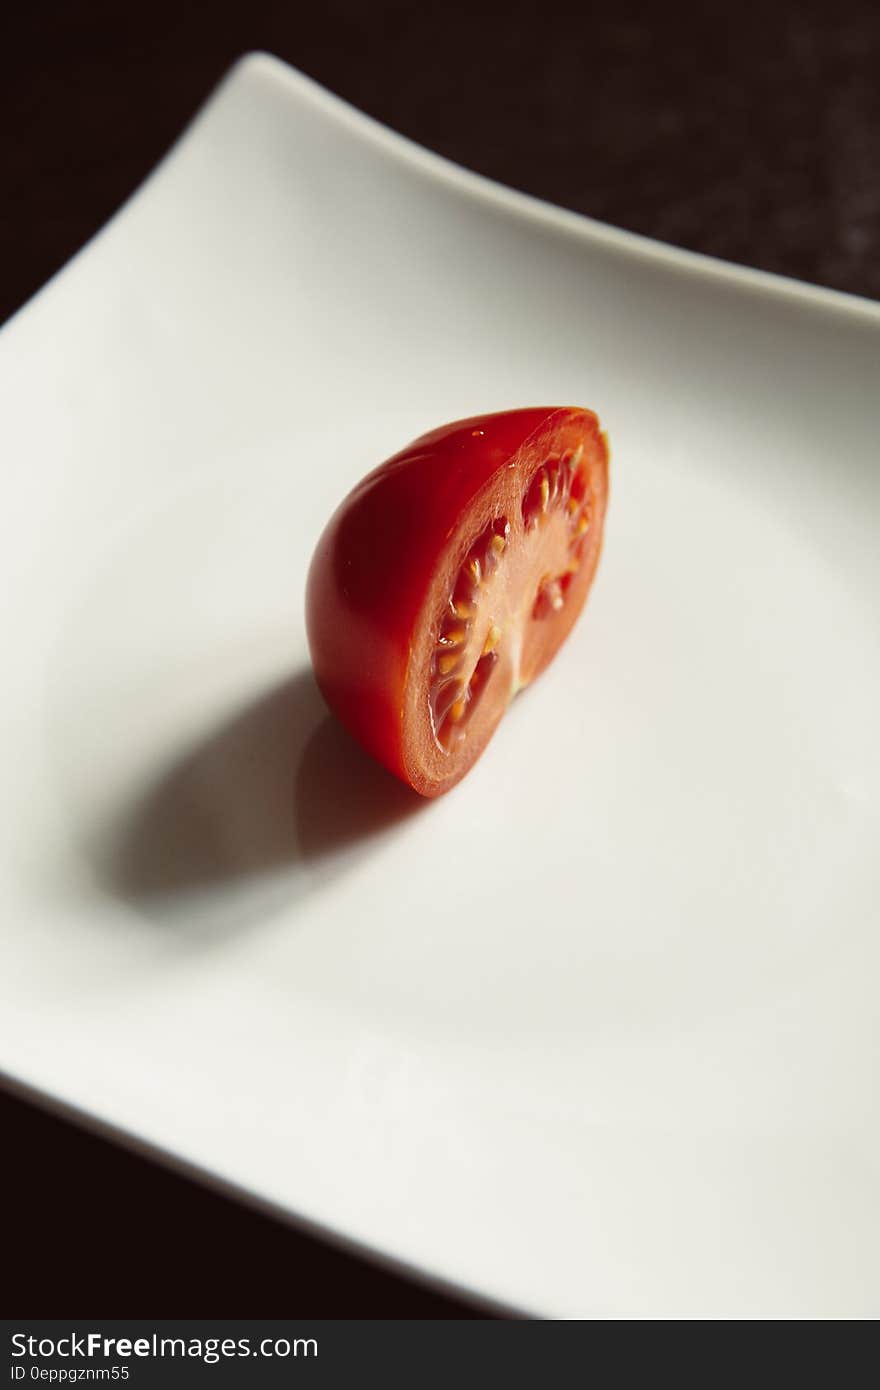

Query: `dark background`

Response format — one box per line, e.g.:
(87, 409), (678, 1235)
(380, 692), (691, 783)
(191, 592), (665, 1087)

(3, 0), (878, 1316)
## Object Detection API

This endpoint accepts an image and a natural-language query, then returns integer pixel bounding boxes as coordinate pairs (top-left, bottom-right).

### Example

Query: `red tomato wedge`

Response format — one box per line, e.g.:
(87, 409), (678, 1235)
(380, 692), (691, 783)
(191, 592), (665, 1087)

(306, 407), (609, 797)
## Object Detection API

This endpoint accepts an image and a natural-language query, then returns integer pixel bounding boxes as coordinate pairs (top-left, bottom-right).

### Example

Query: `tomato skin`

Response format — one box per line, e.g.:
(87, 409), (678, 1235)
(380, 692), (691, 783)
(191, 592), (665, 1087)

(306, 408), (608, 795)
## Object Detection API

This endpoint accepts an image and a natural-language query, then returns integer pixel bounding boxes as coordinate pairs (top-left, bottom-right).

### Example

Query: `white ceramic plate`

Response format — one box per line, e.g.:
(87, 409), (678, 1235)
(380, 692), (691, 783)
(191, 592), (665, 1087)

(2, 53), (879, 1319)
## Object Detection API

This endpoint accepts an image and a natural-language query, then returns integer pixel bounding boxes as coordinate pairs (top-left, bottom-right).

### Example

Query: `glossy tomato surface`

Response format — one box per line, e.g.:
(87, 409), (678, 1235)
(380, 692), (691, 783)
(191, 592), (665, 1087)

(306, 408), (609, 796)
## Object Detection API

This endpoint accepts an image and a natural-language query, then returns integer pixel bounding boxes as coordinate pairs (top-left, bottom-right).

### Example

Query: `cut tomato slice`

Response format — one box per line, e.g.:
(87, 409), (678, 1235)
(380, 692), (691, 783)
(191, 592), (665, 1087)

(306, 407), (609, 796)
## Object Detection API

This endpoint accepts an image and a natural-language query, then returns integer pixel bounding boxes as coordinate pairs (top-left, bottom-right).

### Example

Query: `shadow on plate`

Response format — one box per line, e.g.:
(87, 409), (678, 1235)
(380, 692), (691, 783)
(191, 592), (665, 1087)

(97, 668), (423, 930)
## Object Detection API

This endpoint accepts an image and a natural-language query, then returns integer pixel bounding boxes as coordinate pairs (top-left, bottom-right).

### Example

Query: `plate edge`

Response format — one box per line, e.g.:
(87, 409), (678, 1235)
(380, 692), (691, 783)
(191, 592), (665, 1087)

(2, 48), (879, 338)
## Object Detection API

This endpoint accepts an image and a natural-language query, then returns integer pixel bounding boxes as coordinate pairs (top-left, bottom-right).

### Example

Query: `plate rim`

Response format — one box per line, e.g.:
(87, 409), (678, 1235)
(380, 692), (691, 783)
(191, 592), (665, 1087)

(240, 51), (880, 327)
(0, 1068), (525, 1317)
(3, 48), (880, 342)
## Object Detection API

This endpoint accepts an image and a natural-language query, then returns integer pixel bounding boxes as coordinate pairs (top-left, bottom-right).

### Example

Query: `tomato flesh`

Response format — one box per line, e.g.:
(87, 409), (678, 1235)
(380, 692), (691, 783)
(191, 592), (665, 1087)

(306, 407), (609, 797)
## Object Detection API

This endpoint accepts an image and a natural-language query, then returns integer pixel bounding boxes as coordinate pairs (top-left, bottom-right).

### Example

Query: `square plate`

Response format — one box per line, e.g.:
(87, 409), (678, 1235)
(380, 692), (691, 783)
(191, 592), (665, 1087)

(2, 53), (879, 1318)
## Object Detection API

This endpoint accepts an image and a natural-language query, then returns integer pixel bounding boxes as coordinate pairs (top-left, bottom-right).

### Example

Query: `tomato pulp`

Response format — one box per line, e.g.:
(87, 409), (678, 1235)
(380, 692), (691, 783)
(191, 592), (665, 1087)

(306, 407), (609, 797)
